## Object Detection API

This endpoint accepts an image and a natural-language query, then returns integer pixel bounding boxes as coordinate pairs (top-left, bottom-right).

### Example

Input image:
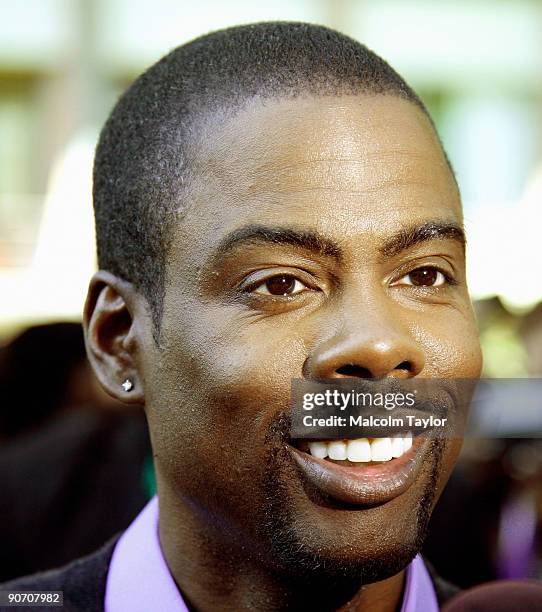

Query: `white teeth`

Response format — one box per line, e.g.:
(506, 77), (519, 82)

(347, 438), (371, 462)
(308, 441), (328, 459)
(328, 441), (347, 460)
(307, 432), (414, 463)
(370, 437), (393, 462)
(391, 434), (404, 458)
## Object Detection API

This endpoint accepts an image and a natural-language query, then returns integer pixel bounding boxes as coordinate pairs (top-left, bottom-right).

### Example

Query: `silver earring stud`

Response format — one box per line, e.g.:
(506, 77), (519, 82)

(121, 379), (133, 392)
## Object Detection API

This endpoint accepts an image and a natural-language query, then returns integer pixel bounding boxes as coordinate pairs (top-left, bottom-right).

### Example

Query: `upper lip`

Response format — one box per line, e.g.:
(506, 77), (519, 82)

(287, 434), (430, 506)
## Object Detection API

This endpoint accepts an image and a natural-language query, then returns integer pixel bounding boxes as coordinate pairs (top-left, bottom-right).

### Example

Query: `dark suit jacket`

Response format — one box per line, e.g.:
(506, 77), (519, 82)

(0, 540), (459, 612)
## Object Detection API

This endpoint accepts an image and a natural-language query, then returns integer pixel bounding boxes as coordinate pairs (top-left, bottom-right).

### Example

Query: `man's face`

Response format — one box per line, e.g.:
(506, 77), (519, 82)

(140, 94), (482, 580)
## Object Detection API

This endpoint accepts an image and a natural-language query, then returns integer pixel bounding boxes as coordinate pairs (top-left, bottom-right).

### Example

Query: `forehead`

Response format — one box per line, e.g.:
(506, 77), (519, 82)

(174, 94), (461, 255)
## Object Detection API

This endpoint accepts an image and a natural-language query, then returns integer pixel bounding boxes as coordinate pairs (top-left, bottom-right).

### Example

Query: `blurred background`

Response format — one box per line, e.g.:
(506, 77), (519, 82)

(1, 0), (542, 589)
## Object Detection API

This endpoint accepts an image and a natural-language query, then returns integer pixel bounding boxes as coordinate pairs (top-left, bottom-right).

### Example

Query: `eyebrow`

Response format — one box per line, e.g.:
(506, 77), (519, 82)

(379, 221), (466, 257)
(214, 225), (343, 260)
(213, 220), (465, 262)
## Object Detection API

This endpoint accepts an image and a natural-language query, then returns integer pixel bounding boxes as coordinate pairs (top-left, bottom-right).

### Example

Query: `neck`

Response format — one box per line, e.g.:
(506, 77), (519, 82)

(158, 485), (406, 612)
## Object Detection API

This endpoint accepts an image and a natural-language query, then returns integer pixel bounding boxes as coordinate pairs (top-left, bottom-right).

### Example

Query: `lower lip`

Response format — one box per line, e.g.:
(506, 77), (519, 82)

(288, 437), (428, 506)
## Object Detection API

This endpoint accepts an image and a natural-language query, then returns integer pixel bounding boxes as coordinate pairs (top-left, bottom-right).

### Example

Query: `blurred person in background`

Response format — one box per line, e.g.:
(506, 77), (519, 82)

(425, 439), (542, 587)
(1, 322), (118, 439)
(423, 299), (542, 588)
(0, 322), (151, 582)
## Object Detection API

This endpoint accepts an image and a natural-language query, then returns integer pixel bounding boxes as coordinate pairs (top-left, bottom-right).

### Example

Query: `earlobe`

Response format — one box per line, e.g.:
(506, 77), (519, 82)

(83, 270), (145, 404)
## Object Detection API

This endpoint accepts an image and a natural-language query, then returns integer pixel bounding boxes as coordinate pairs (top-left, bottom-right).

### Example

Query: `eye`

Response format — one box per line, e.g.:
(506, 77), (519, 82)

(252, 274), (308, 296)
(397, 267), (448, 287)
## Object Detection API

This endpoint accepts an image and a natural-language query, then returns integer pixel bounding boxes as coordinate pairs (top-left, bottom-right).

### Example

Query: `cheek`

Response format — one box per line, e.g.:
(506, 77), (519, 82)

(145, 306), (306, 493)
(412, 309), (482, 378)
(184, 310), (308, 411)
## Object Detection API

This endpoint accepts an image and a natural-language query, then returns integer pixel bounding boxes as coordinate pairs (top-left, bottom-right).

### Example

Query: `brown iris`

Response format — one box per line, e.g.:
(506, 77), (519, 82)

(408, 267), (439, 286)
(264, 275), (298, 295)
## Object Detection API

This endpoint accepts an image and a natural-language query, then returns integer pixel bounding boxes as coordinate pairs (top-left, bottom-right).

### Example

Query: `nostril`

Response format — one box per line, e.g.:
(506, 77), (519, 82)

(396, 361), (412, 372)
(336, 364), (373, 378)
(335, 361), (413, 378)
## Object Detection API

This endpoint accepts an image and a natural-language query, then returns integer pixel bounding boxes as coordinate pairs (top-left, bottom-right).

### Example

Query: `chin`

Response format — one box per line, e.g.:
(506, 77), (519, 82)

(262, 513), (423, 585)
(258, 443), (439, 585)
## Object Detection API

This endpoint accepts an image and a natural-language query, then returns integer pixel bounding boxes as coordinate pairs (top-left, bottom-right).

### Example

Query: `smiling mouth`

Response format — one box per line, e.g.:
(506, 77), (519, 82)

(288, 433), (430, 506)
(299, 433), (413, 464)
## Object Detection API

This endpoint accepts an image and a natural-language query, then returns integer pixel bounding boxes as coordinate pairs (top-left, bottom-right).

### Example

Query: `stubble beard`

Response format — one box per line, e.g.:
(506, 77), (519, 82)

(258, 413), (445, 601)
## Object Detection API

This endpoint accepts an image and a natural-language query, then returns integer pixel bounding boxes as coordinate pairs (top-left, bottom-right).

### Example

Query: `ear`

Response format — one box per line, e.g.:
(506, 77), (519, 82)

(83, 270), (149, 404)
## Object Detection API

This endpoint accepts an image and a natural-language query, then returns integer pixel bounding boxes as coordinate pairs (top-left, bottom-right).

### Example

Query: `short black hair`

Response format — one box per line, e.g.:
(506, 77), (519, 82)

(93, 21), (443, 336)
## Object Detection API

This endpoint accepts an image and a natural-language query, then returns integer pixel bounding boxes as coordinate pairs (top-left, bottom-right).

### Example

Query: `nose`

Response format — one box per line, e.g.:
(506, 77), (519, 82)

(305, 309), (425, 380)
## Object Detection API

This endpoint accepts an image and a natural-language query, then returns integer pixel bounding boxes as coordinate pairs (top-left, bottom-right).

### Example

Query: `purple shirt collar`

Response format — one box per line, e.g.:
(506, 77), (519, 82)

(105, 497), (188, 612)
(105, 496), (438, 612)
(401, 551), (439, 612)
